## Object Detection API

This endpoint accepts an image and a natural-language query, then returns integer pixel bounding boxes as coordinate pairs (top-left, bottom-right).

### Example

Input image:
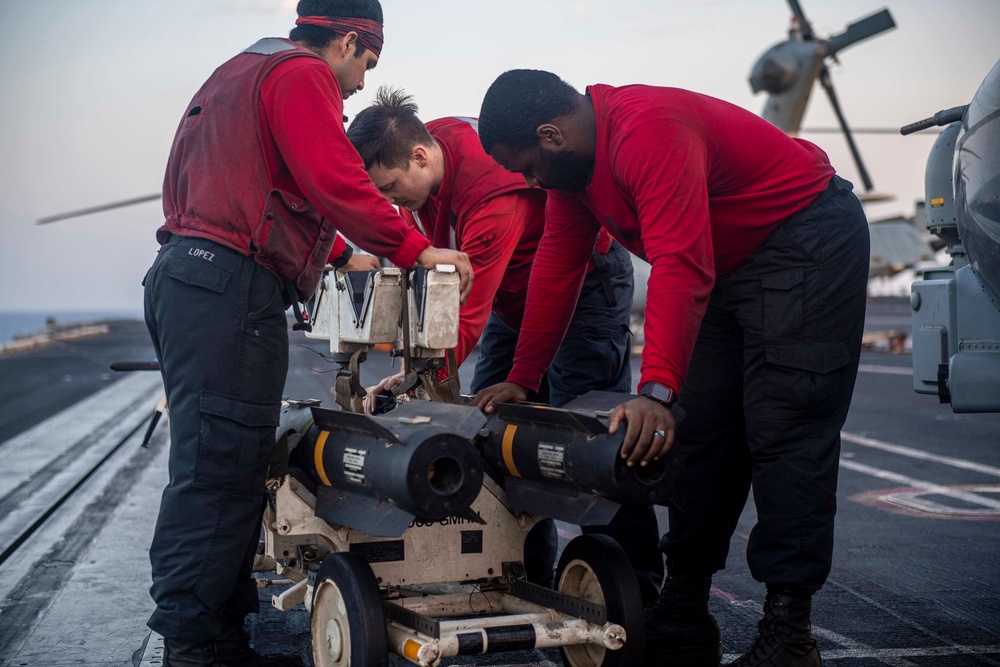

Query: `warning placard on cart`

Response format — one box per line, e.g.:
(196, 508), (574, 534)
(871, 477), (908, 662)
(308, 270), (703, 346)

(350, 540), (405, 563)
(461, 530), (484, 554)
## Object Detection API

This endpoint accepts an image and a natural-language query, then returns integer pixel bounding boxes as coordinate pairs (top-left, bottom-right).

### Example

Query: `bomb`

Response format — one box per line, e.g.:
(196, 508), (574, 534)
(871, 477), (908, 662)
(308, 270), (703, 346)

(280, 400), (486, 537)
(479, 391), (684, 525)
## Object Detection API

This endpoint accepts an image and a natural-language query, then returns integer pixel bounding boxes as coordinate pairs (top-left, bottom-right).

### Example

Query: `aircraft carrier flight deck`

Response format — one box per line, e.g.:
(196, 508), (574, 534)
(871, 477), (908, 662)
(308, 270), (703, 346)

(0, 298), (998, 667)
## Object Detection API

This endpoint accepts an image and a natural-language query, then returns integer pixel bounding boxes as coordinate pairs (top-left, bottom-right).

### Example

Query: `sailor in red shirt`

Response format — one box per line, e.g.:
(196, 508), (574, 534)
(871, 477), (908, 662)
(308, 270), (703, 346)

(348, 95), (549, 372)
(476, 70), (869, 667)
(346, 88), (663, 601)
(142, 3), (472, 666)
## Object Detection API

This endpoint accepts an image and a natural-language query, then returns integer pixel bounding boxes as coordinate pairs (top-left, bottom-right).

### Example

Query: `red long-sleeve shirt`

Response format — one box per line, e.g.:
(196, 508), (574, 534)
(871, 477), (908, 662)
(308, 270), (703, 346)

(404, 193), (545, 366)
(399, 118), (547, 367)
(400, 118), (615, 368)
(260, 56), (429, 267)
(507, 84), (834, 396)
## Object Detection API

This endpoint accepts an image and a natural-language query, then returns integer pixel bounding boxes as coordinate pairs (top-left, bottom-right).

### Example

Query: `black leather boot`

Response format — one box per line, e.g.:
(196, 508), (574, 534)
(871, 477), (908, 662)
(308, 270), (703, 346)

(727, 590), (821, 666)
(163, 638), (225, 667)
(642, 571), (722, 666)
(215, 615), (303, 667)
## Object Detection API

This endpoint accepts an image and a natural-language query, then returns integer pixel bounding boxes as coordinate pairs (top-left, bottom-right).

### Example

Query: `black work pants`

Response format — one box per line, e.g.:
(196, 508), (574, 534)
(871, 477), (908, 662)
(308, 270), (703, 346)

(662, 176), (869, 592)
(143, 234), (288, 642)
(472, 241), (665, 602)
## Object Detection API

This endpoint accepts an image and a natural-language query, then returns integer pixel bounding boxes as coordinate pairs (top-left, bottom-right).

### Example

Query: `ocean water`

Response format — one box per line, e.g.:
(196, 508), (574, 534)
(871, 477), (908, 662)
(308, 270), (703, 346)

(0, 311), (143, 345)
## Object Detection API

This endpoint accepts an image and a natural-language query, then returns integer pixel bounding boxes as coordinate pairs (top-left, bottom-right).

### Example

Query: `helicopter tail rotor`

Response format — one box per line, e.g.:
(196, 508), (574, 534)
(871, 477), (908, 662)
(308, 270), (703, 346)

(750, 2), (895, 191)
(826, 9), (896, 57)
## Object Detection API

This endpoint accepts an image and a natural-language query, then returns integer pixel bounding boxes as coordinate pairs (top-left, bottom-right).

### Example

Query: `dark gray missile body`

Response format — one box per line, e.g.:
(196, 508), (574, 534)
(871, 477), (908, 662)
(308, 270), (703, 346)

(280, 401), (486, 537)
(481, 391), (683, 525)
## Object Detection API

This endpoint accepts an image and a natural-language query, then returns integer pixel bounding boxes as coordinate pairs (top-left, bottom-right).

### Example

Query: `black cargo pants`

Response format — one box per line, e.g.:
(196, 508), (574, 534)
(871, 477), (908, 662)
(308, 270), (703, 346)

(143, 234), (288, 642)
(661, 175), (869, 592)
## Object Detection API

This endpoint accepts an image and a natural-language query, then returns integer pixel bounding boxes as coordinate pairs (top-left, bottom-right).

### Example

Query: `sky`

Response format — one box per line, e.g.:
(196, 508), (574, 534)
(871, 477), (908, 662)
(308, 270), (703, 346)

(0, 0), (996, 314)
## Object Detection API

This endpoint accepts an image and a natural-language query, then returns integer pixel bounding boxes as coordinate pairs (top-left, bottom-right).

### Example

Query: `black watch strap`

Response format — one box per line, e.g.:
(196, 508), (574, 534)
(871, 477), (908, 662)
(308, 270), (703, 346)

(330, 244), (354, 269)
(639, 382), (676, 407)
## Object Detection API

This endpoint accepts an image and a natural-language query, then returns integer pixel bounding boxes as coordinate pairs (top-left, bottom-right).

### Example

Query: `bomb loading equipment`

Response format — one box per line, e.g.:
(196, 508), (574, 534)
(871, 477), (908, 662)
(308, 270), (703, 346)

(305, 266), (462, 413)
(260, 266), (674, 666)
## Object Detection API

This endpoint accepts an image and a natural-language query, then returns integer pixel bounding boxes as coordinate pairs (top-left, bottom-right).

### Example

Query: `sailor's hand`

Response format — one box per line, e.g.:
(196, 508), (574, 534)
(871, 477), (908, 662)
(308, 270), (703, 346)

(415, 246), (473, 304)
(608, 397), (676, 468)
(473, 382), (529, 414)
(363, 372), (405, 414)
(344, 253), (382, 272)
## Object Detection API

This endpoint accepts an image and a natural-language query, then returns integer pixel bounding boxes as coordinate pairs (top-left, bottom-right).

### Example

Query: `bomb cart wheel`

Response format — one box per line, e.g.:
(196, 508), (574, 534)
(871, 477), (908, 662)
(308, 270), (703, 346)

(555, 534), (644, 667)
(311, 553), (388, 667)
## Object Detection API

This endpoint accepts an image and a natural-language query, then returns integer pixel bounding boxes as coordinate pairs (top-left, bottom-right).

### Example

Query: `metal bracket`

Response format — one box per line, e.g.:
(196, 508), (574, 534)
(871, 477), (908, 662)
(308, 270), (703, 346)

(508, 578), (608, 625)
(384, 600), (441, 639)
(271, 578), (308, 612)
(333, 348), (368, 413)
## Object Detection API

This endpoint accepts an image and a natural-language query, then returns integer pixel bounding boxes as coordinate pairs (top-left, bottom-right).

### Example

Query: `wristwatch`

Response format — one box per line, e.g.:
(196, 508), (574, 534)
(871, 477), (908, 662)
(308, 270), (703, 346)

(639, 382), (677, 408)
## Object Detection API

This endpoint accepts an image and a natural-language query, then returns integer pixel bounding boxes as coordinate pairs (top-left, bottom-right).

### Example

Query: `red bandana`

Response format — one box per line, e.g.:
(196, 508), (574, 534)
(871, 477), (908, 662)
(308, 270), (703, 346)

(295, 16), (384, 57)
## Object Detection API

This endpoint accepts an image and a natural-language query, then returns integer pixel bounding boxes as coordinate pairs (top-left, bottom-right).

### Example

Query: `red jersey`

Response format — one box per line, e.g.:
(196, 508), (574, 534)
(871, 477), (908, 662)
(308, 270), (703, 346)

(401, 117), (615, 368)
(507, 84), (835, 396)
(400, 117), (546, 366)
(161, 39), (428, 299)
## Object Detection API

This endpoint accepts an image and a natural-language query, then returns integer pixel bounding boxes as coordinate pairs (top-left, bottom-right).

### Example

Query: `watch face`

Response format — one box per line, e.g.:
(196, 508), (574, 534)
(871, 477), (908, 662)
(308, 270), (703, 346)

(643, 383), (674, 405)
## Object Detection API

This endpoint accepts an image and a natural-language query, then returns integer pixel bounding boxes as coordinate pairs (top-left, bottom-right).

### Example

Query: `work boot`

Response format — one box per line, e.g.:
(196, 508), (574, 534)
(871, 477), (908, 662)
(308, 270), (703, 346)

(163, 638), (225, 667)
(642, 571), (722, 666)
(727, 590), (821, 666)
(215, 615), (303, 667)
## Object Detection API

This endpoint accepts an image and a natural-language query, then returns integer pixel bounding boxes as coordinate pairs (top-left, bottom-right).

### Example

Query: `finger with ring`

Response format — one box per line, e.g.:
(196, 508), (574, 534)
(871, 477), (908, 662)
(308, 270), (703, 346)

(654, 429), (666, 438)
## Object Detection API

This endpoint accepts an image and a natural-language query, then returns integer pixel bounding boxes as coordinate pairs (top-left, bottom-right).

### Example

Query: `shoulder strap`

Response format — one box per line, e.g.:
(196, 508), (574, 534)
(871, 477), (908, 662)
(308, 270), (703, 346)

(242, 38), (297, 55)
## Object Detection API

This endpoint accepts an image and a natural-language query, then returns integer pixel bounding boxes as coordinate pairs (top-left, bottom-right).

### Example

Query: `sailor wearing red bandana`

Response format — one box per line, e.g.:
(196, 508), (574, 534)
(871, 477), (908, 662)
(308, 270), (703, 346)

(142, 2), (473, 666)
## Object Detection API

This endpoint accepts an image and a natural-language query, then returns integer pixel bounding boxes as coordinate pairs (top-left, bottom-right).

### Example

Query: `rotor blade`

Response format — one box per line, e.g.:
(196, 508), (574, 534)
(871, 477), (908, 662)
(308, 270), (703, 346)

(826, 9), (895, 56)
(36, 193), (161, 225)
(856, 192), (896, 203)
(802, 127), (943, 135)
(818, 67), (873, 192)
(786, 0), (813, 40)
